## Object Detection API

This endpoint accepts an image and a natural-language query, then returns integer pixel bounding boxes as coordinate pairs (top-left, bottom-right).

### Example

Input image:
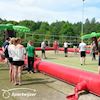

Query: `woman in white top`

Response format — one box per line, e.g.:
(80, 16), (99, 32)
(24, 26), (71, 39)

(8, 38), (16, 83)
(13, 38), (26, 85)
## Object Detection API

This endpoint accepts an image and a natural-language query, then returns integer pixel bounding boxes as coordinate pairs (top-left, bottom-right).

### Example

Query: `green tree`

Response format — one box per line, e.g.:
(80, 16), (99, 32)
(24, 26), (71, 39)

(19, 20), (36, 31)
(39, 22), (49, 34)
(60, 22), (74, 36)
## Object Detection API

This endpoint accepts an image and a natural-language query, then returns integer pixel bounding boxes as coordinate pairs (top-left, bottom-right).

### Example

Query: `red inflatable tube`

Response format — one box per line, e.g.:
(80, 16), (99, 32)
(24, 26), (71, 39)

(0, 47), (90, 54)
(34, 59), (100, 99)
(67, 80), (88, 100)
(0, 47), (54, 51)
(36, 47), (90, 54)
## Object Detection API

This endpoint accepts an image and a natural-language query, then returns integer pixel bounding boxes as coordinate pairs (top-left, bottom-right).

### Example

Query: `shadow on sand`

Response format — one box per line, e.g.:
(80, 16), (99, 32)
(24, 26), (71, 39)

(22, 78), (56, 86)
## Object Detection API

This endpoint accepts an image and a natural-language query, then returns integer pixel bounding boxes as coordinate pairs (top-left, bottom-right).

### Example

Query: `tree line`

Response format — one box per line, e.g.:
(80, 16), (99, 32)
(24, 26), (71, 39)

(0, 17), (100, 47)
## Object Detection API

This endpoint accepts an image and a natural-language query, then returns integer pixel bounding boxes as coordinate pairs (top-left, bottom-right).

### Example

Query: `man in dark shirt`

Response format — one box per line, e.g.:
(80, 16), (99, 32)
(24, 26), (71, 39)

(2, 37), (10, 58)
(2, 37), (10, 49)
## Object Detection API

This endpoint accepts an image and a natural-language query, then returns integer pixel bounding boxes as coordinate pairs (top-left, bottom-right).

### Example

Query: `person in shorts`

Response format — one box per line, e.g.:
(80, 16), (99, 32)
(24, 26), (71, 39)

(53, 40), (59, 54)
(63, 41), (68, 57)
(8, 38), (16, 83)
(13, 38), (26, 85)
(79, 40), (86, 65)
(91, 41), (96, 60)
(41, 40), (47, 59)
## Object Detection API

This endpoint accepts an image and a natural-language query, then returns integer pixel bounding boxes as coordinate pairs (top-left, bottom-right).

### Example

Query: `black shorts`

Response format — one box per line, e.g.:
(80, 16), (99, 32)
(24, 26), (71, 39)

(41, 49), (45, 53)
(64, 48), (68, 53)
(80, 51), (86, 57)
(13, 61), (24, 66)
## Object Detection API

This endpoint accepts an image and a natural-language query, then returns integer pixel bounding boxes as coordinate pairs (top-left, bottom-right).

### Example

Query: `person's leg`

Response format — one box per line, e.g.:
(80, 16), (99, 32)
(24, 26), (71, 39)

(94, 53), (96, 60)
(44, 50), (47, 59)
(9, 64), (14, 83)
(81, 51), (86, 65)
(98, 67), (100, 74)
(91, 52), (93, 60)
(55, 49), (57, 54)
(80, 52), (83, 65)
(41, 50), (43, 58)
(28, 57), (31, 72)
(66, 48), (68, 57)
(84, 52), (86, 65)
(18, 66), (22, 85)
(57, 48), (59, 53)
(83, 57), (85, 65)
(13, 65), (18, 85)
(64, 48), (66, 56)
(93, 53), (96, 60)
(54, 48), (58, 54)
(98, 56), (100, 74)
(64, 48), (67, 57)
(74, 48), (77, 54)
(9, 63), (12, 82)
(80, 57), (83, 65)
(30, 57), (34, 72)
(54, 49), (56, 54)
(6, 59), (9, 67)
(42, 49), (46, 59)
(11, 65), (14, 83)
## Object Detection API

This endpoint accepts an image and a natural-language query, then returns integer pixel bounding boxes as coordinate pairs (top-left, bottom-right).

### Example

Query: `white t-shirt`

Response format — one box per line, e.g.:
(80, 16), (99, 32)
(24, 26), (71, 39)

(79, 42), (86, 52)
(64, 42), (68, 48)
(13, 44), (26, 61)
(41, 42), (46, 49)
(8, 44), (16, 58)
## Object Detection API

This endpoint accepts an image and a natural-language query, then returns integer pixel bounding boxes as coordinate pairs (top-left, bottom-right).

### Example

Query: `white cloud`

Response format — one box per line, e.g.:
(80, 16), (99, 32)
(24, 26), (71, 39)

(17, 0), (82, 11)
(0, 0), (100, 23)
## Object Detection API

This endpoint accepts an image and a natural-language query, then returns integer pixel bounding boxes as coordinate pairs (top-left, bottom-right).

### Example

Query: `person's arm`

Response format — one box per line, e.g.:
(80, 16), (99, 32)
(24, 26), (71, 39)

(22, 46), (27, 59)
(44, 42), (46, 48)
(78, 44), (81, 52)
(34, 48), (38, 57)
(78, 44), (80, 49)
(26, 46), (28, 51)
(53, 42), (54, 47)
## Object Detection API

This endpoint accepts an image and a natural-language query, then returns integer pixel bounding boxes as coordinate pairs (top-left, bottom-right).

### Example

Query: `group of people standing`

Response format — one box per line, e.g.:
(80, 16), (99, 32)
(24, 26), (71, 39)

(40, 39), (70, 58)
(2, 37), (100, 86)
(79, 38), (100, 74)
(41, 40), (67, 58)
(53, 40), (69, 57)
(2, 37), (36, 85)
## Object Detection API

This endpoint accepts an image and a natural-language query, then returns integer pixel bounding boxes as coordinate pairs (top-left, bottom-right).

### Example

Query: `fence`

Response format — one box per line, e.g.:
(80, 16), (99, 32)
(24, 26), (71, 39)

(0, 32), (89, 47)
(24, 33), (81, 47)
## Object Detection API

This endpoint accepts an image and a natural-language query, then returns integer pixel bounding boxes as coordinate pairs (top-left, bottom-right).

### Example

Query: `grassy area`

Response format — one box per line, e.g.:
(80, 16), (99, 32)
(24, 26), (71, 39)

(0, 63), (46, 100)
(0, 51), (99, 100)
(37, 51), (98, 73)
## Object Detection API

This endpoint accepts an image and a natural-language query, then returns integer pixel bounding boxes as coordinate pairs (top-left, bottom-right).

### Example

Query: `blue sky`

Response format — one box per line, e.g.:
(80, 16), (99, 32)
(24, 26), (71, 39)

(0, 0), (100, 23)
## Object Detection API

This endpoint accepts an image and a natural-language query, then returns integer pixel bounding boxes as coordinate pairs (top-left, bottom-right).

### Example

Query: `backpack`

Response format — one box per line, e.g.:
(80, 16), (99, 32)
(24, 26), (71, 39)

(4, 45), (9, 58)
